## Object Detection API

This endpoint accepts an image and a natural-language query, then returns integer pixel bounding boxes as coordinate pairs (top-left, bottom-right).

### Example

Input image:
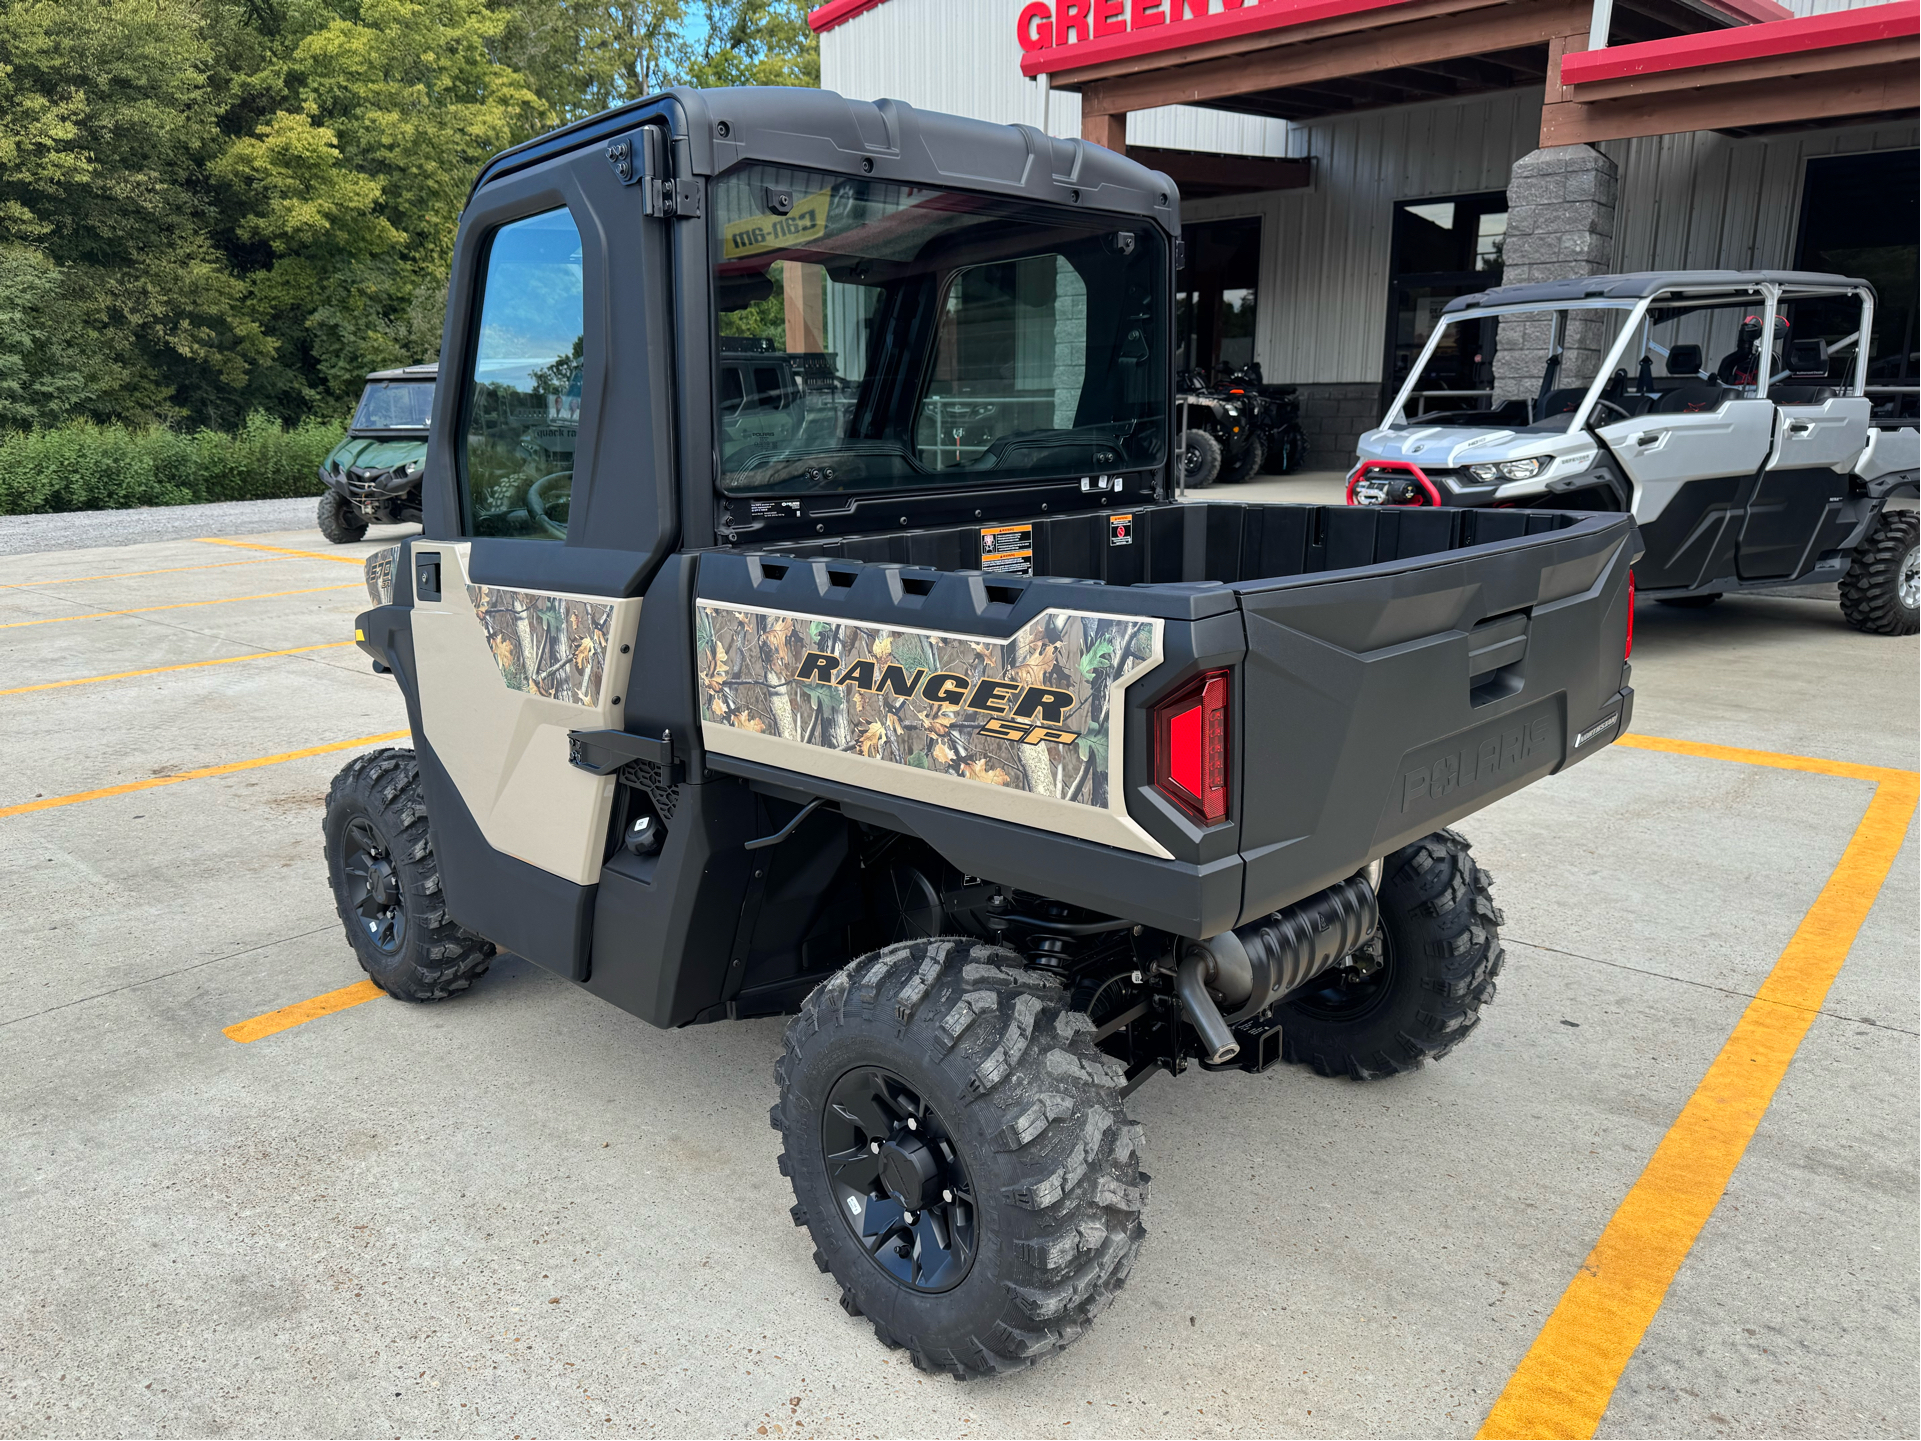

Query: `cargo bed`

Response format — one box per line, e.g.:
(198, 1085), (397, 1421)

(682, 501), (1639, 938)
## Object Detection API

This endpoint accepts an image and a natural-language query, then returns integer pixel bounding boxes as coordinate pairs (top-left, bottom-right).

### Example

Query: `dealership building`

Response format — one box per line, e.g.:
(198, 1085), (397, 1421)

(807, 0), (1919, 466)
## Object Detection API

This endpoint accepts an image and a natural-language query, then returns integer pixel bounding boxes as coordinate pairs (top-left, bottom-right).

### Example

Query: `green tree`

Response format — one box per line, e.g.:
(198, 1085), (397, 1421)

(0, 0), (274, 426)
(685, 0), (818, 89)
(219, 0), (548, 406)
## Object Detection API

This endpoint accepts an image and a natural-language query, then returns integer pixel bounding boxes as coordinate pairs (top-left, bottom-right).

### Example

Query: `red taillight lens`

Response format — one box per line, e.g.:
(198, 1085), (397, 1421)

(1153, 669), (1231, 825)
(1626, 571), (1635, 658)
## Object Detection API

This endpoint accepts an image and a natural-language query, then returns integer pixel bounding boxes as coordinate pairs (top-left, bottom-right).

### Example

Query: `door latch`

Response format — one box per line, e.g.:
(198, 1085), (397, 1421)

(414, 552), (441, 602)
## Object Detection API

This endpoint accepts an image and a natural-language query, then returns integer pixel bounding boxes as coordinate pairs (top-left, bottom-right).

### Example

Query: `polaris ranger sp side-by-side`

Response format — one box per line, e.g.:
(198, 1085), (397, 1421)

(331, 88), (1640, 1378)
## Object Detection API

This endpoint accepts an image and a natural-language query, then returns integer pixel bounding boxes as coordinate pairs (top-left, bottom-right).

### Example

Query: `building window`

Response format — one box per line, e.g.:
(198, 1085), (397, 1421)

(1175, 217), (1261, 383)
(1384, 191), (1507, 416)
(1793, 149), (1917, 418)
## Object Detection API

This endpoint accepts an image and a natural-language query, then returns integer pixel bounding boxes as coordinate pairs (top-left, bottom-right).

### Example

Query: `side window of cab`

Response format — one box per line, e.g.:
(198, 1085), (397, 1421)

(460, 208), (585, 539)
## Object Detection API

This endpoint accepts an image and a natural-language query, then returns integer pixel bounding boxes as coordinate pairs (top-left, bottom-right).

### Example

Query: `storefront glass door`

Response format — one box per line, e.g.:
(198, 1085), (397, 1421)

(1176, 217), (1261, 384)
(1383, 191), (1506, 417)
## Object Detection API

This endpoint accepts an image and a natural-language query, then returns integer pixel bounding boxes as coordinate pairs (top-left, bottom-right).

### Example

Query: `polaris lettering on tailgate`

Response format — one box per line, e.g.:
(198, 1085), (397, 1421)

(696, 601), (1159, 811)
(1384, 697), (1565, 836)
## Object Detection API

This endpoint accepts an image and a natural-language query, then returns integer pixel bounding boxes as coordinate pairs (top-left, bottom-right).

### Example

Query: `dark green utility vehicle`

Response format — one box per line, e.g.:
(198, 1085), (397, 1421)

(317, 364), (435, 542)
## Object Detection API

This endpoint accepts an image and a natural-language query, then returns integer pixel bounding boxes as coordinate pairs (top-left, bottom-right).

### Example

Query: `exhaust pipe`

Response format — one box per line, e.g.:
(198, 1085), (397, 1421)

(1176, 873), (1380, 1059)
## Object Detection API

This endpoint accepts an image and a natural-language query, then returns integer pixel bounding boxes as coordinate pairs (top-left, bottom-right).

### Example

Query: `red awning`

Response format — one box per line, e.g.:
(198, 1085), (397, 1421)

(1560, 0), (1919, 86)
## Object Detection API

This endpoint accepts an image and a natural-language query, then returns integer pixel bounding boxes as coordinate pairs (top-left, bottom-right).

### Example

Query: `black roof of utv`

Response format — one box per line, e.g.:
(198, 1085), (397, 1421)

(467, 85), (1181, 231)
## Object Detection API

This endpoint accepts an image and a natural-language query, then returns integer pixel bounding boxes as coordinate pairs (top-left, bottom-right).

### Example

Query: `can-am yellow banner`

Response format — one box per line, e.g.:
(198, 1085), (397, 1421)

(722, 189), (832, 261)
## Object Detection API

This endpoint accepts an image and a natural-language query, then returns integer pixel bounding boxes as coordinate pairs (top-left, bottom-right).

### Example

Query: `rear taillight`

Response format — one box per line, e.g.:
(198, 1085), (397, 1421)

(1153, 669), (1231, 825)
(1626, 571), (1635, 657)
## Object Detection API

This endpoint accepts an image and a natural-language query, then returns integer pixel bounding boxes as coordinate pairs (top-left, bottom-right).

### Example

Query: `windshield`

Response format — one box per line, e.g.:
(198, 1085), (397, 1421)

(712, 165), (1168, 494)
(352, 380), (435, 431)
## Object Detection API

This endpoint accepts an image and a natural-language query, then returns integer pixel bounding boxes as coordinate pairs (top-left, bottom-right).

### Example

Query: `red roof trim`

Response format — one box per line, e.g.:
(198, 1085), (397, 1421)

(809, 0), (888, 34)
(1561, 0), (1919, 85)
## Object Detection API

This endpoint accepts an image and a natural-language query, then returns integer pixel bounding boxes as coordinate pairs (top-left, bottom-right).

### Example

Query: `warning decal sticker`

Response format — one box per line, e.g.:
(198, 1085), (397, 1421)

(980, 524), (1033, 576)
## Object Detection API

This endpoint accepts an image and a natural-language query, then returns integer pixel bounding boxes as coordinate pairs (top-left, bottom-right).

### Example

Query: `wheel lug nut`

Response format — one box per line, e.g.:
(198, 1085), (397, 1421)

(869, 1141), (880, 1154)
(904, 1211), (916, 1223)
(942, 1189), (953, 1203)
(906, 1117), (917, 1130)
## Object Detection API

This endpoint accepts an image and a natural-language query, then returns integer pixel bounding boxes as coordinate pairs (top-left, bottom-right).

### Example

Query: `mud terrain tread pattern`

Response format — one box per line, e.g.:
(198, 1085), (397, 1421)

(317, 491), (368, 544)
(771, 938), (1147, 1381)
(1839, 510), (1919, 636)
(1279, 828), (1504, 1081)
(324, 747), (494, 1001)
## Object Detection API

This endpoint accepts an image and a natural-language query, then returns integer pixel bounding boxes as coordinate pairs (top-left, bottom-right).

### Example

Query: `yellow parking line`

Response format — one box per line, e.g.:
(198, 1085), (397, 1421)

(197, 537), (368, 565)
(224, 979), (384, 1043)
(1479, 737), (1920, 1440)
(0, 729), (409, 821)
(3, 557), (285, 586)
(0, 641), (357, 697)
(0, 582), (361, 629)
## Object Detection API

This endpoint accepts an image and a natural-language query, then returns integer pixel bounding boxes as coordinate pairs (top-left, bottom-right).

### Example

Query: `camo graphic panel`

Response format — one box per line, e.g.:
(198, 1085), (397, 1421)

(467, 585), (612, 706)
(698, 604), (1159, 809)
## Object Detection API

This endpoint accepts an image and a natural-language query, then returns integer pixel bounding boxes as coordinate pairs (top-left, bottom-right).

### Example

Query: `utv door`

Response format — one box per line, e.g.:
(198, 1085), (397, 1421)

(1596, 397), (1775, 590)
(405, 131), (676, 979)
(1738, 395), (1871, 580)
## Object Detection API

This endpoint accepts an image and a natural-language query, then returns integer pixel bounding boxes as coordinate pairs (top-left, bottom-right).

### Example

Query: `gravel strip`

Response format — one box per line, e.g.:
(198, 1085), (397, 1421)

(0, 496), (339, 558)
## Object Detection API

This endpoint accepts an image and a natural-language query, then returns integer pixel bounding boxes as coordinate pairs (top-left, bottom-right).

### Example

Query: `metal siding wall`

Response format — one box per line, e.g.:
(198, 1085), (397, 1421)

(818, 0), (1287, 154)
(1609, 119), (1920, 275)
(1182, 89), (1543, 384)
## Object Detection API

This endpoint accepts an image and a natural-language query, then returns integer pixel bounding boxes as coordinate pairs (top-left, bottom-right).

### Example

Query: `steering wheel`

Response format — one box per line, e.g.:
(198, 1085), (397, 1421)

(1591, 398), (1635, 423)
(526, 471), (572, 540)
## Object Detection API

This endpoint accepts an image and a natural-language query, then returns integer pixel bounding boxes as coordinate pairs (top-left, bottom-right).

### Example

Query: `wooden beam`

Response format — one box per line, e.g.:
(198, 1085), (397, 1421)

(1566, 36), (1920, 102)
(1081, 110), (1127, 154)
(1127, 147), (1313, 197)
(1077, 1), (1584, 117)
(1541, 59), (1919, 145)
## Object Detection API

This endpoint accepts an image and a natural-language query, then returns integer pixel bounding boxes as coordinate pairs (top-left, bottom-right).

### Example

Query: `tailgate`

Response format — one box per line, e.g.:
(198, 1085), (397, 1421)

(1232, 510), (1637, 924)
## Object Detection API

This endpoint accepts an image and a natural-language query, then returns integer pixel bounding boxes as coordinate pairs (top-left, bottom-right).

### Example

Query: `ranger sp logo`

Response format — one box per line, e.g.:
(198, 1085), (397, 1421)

(794, 650), (1081, 746)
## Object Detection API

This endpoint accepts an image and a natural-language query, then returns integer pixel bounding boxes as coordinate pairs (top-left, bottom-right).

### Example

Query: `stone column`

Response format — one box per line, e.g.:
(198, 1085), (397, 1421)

(1492, 144), (1619, 407)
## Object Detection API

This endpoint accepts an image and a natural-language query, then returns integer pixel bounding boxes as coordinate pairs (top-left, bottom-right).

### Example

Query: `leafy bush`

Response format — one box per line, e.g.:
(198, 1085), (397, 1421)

(0, 413), (344, 515)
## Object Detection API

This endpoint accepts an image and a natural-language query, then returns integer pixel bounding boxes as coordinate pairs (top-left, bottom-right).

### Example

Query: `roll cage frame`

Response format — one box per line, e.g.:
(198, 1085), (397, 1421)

(1381, 278), (1878, 435)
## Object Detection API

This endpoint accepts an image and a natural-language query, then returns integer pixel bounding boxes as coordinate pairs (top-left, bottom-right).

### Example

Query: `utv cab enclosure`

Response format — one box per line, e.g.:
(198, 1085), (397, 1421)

(1350, 271), (1920, 634)
(334, 87), (1639, 1379)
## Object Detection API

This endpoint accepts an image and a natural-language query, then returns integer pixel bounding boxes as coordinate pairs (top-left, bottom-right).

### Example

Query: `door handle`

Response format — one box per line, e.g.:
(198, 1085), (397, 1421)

(1786, 421), (1814, 434)
(1635, 431), (1663, 447)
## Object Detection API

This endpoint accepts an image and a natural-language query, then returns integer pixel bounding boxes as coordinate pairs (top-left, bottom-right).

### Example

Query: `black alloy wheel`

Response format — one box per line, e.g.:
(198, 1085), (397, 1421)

(339, 815), (406, 955)
(822, 1066), (977, 1293)
(1284, 929), (1393, 1024)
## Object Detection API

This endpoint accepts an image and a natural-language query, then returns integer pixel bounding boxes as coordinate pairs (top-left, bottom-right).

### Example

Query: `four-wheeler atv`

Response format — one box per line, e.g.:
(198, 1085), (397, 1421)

(1348, 271), (1920, 635)
(330, 87), (1640, 1379)
(317, 364), (436, 543)
(1175, 368), (1264, 487)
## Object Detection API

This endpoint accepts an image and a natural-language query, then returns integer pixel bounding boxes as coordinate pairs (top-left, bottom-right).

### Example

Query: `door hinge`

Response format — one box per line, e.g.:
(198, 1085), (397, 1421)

(609, 127), (702, 218)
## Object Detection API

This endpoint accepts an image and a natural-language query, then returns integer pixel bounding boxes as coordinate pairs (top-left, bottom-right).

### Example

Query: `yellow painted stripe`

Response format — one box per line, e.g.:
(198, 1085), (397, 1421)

(0, 641), (357, 697)
(223, 979), (384, 1042)
(197, 536), (368, 565)
(1478, 752), (1920, 1440)
(0, 582), (360, 629)
(1615, 731), (1916, 785)
(0, 729), (409, 821)
(3, 556), (284, 586)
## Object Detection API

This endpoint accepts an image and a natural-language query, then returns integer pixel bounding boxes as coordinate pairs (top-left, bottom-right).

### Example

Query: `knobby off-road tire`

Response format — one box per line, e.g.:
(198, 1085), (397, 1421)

(1180, 429), (1222, 489)
(323, 747), (494, 1001)
(773, 939), (1148, 1379)
(317, 491), (368, 544)
(1277, 828), (1504, 1080)
(1839, 509), (1920, 636)
(1221, 433), (1267, 485)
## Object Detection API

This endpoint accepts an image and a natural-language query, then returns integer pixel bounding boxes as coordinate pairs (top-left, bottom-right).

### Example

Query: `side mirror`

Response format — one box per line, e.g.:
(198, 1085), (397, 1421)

(1788, 338), (1830, 377)
(1666, 344), (1703, 377)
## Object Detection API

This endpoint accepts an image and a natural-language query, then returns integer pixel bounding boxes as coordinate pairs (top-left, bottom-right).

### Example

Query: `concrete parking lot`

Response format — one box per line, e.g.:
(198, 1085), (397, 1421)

(2, 493), (1915, 1439)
